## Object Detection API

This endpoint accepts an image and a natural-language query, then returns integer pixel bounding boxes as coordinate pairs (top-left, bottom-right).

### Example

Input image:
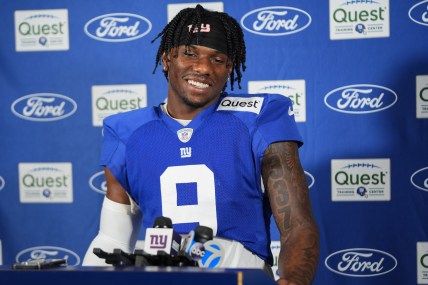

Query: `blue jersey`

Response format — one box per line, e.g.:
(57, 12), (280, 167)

(100, 93), (303, 264)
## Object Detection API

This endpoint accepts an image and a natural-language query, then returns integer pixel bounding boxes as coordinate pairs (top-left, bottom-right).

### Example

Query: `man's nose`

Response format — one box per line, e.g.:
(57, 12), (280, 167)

(193, 57), (212, 75)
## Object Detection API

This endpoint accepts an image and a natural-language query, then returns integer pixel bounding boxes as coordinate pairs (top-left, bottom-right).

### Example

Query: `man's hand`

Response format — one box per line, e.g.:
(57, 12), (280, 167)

(277, 278), (297, 285)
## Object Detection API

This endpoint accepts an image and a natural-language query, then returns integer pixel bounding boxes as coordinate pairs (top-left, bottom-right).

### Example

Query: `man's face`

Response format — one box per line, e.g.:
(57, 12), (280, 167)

(162, 45), (232, 111)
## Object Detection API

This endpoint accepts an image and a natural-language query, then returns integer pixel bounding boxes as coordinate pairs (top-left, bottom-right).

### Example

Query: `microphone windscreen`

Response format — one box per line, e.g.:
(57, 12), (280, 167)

(194, 226), (213, 243)
(153, 216), (173, 228)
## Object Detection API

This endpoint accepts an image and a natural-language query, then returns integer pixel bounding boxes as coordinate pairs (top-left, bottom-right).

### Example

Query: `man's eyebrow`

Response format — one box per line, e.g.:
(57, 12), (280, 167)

(184, 45), (228, 57)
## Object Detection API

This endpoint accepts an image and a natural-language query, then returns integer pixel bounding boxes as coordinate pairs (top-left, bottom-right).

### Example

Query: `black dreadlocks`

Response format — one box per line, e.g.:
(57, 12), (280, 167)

(151, 4), (246, 90)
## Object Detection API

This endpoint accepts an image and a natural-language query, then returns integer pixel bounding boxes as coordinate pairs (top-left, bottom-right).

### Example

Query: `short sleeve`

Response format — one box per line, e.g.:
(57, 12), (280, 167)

(100, 120), (129, 191)
(253, 94), (303, 157)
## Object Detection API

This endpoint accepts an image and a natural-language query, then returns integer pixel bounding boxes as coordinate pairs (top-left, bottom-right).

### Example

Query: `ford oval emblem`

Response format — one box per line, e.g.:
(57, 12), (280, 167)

(84, 13), (152, 42)
(89, 170), (107, 194)
(304, 171), (315, 189)
(11, 93), (77, 122)
(325, 248), (397, 277)
(411, 167), (428, 192)
(16, 246), (81, 266)
(0, 176), (5, 191)
(240, 6), (311, 36)
(408, 0), (428, 26)
(324, 84), (397, 114)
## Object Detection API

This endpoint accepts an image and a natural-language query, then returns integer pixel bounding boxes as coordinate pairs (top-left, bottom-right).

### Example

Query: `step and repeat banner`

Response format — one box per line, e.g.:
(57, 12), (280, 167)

(1, 0), (427, 284)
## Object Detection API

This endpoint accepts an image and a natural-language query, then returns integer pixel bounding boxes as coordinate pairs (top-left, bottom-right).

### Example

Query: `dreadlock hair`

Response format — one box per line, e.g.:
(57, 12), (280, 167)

(151, 4), (246, 90)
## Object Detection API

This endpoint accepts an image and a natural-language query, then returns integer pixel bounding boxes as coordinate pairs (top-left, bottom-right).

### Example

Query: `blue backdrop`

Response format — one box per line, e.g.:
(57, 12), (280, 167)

(1, 1), (428, 284)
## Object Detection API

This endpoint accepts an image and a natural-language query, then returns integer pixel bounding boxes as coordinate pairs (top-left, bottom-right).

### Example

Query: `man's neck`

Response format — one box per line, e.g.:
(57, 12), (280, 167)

(161, 103), (191, 126)
(165, 92), (223, 120)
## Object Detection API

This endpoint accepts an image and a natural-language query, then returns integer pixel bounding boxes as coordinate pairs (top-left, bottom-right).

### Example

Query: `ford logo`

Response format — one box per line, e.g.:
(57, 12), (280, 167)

(11, 93), (77, 122)
(16, 246), (80, 266)
(89, 170), (107, 194)
(0, 176), (5, 191)
(325, 248), (397, 277)
(408, 0), (428, 26)
(304, 171), (315, 189)
(411, 167), (428, 192)
(84, 13), (152, 42)
(324, 84), (397, 114)
(240, 6), (311, 36)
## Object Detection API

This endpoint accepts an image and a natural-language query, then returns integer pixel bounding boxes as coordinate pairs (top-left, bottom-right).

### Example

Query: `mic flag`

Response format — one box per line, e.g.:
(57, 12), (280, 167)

(181, 226), (213, 260)
(143, 216), (181, 256)
(198, 239), (226, 268)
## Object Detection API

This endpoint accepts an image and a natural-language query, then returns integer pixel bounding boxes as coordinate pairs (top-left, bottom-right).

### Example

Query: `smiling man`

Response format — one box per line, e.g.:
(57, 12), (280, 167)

(83, 5), (319, 285)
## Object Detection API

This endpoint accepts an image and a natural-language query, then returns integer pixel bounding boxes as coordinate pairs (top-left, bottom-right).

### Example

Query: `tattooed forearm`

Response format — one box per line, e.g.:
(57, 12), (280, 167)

(273, 184), (291, 231)
(262, 142), (319, 285)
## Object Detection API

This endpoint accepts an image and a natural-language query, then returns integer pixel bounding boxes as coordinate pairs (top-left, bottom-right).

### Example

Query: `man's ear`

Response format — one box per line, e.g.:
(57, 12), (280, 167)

(161, 52), (170, 71)
(226, 60), (233, 74)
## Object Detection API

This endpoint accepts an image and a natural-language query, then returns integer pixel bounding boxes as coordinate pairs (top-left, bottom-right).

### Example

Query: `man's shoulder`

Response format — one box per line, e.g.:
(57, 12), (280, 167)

(104, 106), (155, 123)
(103, 106), (159, 134)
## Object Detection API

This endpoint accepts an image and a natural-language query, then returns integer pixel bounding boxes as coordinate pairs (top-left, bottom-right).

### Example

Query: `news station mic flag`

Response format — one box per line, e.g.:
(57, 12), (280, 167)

(144, 217), (181, 256)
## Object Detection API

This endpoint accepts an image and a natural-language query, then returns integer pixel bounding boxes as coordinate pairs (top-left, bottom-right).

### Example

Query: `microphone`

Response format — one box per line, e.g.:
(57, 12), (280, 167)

(143, 216), (181, 256)
(180, 225), (213, 261)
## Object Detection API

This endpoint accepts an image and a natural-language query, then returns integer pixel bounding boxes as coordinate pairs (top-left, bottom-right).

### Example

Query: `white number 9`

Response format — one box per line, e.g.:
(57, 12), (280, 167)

(160, 164), (217, 235)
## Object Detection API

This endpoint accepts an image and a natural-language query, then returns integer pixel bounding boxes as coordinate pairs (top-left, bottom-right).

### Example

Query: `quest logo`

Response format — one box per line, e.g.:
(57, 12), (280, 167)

(84, 13), (152, 42)
(417, 75), (428, 118)
(331, 159), (390, 201)
(248, 80), (306, 122)
(18, 163), (73, 203)
(325, 248), (397, 277)
(14, 9), (69, 51)
(11, 93), (77, 122)
(89, 171), (107, 194)
(329, 0), (390, 40)
(324, 84), (397, 114)
(417, 242), (428, 284)
(92, 84), (147, 126)
(217, 97), (264, 114)
(240, 6), (311, 36)
(409, 0), (428, 26)
(411, 167), (428, 192)
(16, 246), (80, 266)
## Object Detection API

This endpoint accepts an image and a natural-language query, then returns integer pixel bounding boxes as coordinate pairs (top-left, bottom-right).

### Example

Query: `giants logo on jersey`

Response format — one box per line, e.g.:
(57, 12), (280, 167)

(180, 147), (192, 158)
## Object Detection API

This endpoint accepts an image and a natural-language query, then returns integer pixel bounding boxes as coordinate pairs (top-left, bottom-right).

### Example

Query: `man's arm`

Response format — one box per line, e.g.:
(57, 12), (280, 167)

(82, 167), (141, 265)
(105, 167), (131, 204)
(262, 141), (319, 285)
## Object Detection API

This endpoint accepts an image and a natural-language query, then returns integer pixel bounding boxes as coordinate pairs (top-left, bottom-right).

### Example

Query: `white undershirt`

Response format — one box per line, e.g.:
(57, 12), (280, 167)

(160, 103), (191, 126)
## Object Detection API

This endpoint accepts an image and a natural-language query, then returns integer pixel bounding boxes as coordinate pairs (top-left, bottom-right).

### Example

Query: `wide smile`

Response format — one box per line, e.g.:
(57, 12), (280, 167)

(187, 79), (210, 89)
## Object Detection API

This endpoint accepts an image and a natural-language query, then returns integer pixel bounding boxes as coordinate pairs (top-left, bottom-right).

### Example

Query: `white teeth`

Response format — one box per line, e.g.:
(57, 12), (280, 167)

(188, 79), (209, 89)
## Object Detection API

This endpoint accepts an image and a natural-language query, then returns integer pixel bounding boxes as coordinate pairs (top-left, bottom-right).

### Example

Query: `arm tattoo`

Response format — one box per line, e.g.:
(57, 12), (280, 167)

(262, 142), (319, 285)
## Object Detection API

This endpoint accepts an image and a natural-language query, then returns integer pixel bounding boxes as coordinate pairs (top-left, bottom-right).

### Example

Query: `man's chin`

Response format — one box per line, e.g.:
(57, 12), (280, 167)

(182, 95), (217, 109)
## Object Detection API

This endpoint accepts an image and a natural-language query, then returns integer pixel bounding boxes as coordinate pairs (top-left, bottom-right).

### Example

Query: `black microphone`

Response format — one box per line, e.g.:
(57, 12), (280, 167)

(181, 225), (230, 268)
(143, 216), (181, 256)
(180, 225), (213, 260)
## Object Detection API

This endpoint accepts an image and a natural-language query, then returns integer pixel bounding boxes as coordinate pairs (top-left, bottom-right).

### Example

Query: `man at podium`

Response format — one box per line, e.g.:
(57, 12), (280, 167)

(83, 4), (319, 285)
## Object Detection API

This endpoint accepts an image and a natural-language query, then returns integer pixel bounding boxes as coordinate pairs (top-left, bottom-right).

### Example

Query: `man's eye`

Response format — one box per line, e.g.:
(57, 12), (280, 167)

(184, 51), (196, 57)
(214, 58), (225, 64)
